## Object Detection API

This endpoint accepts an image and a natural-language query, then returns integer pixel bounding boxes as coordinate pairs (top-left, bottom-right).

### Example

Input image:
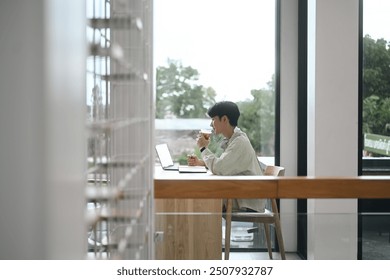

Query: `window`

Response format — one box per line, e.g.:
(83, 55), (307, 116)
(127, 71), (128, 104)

(362, 0), (390, 174)
(360, 0), (390, 260)
(154, 0), (277, 251)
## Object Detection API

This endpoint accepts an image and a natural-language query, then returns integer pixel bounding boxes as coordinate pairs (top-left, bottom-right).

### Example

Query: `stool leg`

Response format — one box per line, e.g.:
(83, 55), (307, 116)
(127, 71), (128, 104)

(264, 223), (273, 259)
(274, 220), (286, 260)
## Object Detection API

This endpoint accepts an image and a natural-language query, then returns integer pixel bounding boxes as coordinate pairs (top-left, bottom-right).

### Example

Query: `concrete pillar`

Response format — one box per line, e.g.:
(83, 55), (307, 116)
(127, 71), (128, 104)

(307, 0), (359, 259)
(279, 0), (299, 253)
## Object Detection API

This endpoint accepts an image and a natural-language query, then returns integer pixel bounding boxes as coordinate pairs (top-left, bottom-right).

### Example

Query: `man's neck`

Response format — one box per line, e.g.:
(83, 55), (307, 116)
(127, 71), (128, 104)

(223, 126), (236, 139)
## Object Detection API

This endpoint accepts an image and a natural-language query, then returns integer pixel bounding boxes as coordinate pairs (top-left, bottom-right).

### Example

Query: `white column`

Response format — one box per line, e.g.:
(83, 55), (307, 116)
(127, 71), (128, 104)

(0, 0), (86, 259)
(307, 0), (359, 259)
(279, 0), (299, 253)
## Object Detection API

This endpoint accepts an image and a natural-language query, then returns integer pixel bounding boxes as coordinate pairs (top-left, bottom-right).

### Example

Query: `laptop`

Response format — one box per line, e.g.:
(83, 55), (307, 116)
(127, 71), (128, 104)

(155, 143), (179, 170)
(155, 143), (207, 173)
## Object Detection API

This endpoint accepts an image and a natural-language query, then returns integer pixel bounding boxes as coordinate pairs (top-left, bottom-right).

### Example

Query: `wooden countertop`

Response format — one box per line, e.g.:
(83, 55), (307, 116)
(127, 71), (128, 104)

(154, 167), (390, 199)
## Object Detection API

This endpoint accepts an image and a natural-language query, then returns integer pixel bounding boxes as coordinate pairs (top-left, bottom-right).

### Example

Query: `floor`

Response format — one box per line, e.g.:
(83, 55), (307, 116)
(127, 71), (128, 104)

(362, 230), (390, 260)
(225, 229), (390, 260)
(222, 221), (302, 260)
(360, 214), (390, 260)
(227, 252), (302, 260)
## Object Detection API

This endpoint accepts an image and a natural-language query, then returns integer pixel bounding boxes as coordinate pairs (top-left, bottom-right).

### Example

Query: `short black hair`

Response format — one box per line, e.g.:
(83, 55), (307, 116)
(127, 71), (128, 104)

(206, 101), (240, 126)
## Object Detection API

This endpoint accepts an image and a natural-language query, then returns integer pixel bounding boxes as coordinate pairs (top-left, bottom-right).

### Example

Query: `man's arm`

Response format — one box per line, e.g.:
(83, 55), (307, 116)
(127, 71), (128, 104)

(202, 137), (253, 175)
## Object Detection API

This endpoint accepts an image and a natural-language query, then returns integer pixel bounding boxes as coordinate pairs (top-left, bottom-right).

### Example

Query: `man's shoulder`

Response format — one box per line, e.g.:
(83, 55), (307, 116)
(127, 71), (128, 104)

(230, 134), (254, 151)
(232, 130), (250, 143)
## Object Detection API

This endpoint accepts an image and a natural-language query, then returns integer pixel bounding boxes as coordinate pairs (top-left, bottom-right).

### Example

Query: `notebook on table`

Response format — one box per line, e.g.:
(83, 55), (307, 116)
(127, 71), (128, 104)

(155, 143), (207, 173)
(177, 165), (208, 173)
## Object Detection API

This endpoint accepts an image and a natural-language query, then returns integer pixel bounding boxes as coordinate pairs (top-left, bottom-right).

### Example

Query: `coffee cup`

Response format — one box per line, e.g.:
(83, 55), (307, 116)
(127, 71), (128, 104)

(200, 129), (212, 140)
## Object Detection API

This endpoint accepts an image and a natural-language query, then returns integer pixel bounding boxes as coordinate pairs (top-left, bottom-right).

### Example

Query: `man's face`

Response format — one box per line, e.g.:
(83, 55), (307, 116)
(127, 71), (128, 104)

(210, 116), (223, 134)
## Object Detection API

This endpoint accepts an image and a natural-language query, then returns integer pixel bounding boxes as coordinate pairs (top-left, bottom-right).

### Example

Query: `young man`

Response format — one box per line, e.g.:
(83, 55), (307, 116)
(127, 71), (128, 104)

(188, 101), (266, 212)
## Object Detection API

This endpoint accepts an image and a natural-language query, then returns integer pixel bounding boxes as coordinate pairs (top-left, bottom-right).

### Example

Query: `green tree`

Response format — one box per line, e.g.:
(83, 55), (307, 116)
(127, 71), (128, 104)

(237, 76), (275, 155)
(363, 35), (390, 137)
(156, 59), (216, 118)
(363, 95), (390, 136)
(363, 35), (390, 99)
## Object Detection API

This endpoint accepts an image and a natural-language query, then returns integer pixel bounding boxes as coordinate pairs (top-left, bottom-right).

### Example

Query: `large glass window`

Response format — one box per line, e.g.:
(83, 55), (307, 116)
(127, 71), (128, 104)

(154, 0), (276, 159)
(154, 0), (276, 251)
(362, 0), (390, 172)
(360, 0), (390, 260)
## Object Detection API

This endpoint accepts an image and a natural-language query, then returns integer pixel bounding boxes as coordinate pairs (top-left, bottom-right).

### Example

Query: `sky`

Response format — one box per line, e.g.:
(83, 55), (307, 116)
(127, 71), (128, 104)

(363, 0), (390, 40)
(153, 0), (275, 102)
(153, 0), (390, 103)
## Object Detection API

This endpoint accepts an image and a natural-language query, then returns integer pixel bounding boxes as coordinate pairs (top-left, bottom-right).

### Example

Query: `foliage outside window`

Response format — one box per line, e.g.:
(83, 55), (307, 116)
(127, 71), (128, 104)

(362, 35), (390, 157)
(156, 59), (275, 157)
(363, 36), (390, 136)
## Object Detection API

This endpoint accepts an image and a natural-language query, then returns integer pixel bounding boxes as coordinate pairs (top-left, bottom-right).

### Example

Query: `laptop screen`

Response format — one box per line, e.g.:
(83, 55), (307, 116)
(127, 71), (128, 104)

(155, 143), (174, 168)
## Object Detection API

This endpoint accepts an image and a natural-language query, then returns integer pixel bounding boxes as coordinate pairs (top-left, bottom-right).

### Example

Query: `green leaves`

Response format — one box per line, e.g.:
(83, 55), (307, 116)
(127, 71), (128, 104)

(156, 59), (216, 118)
(237, 83), (275, 156)
(363, 35), (390, 137)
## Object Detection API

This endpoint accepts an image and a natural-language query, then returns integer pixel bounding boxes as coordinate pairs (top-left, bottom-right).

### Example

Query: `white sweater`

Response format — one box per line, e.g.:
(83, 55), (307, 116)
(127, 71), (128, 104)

(201, 127), (266, 212)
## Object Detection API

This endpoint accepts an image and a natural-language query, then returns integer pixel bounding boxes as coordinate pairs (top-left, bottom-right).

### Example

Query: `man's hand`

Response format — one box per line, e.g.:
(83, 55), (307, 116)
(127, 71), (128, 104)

(196, 133), (210, 149)
(187, 154), (205, 166)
